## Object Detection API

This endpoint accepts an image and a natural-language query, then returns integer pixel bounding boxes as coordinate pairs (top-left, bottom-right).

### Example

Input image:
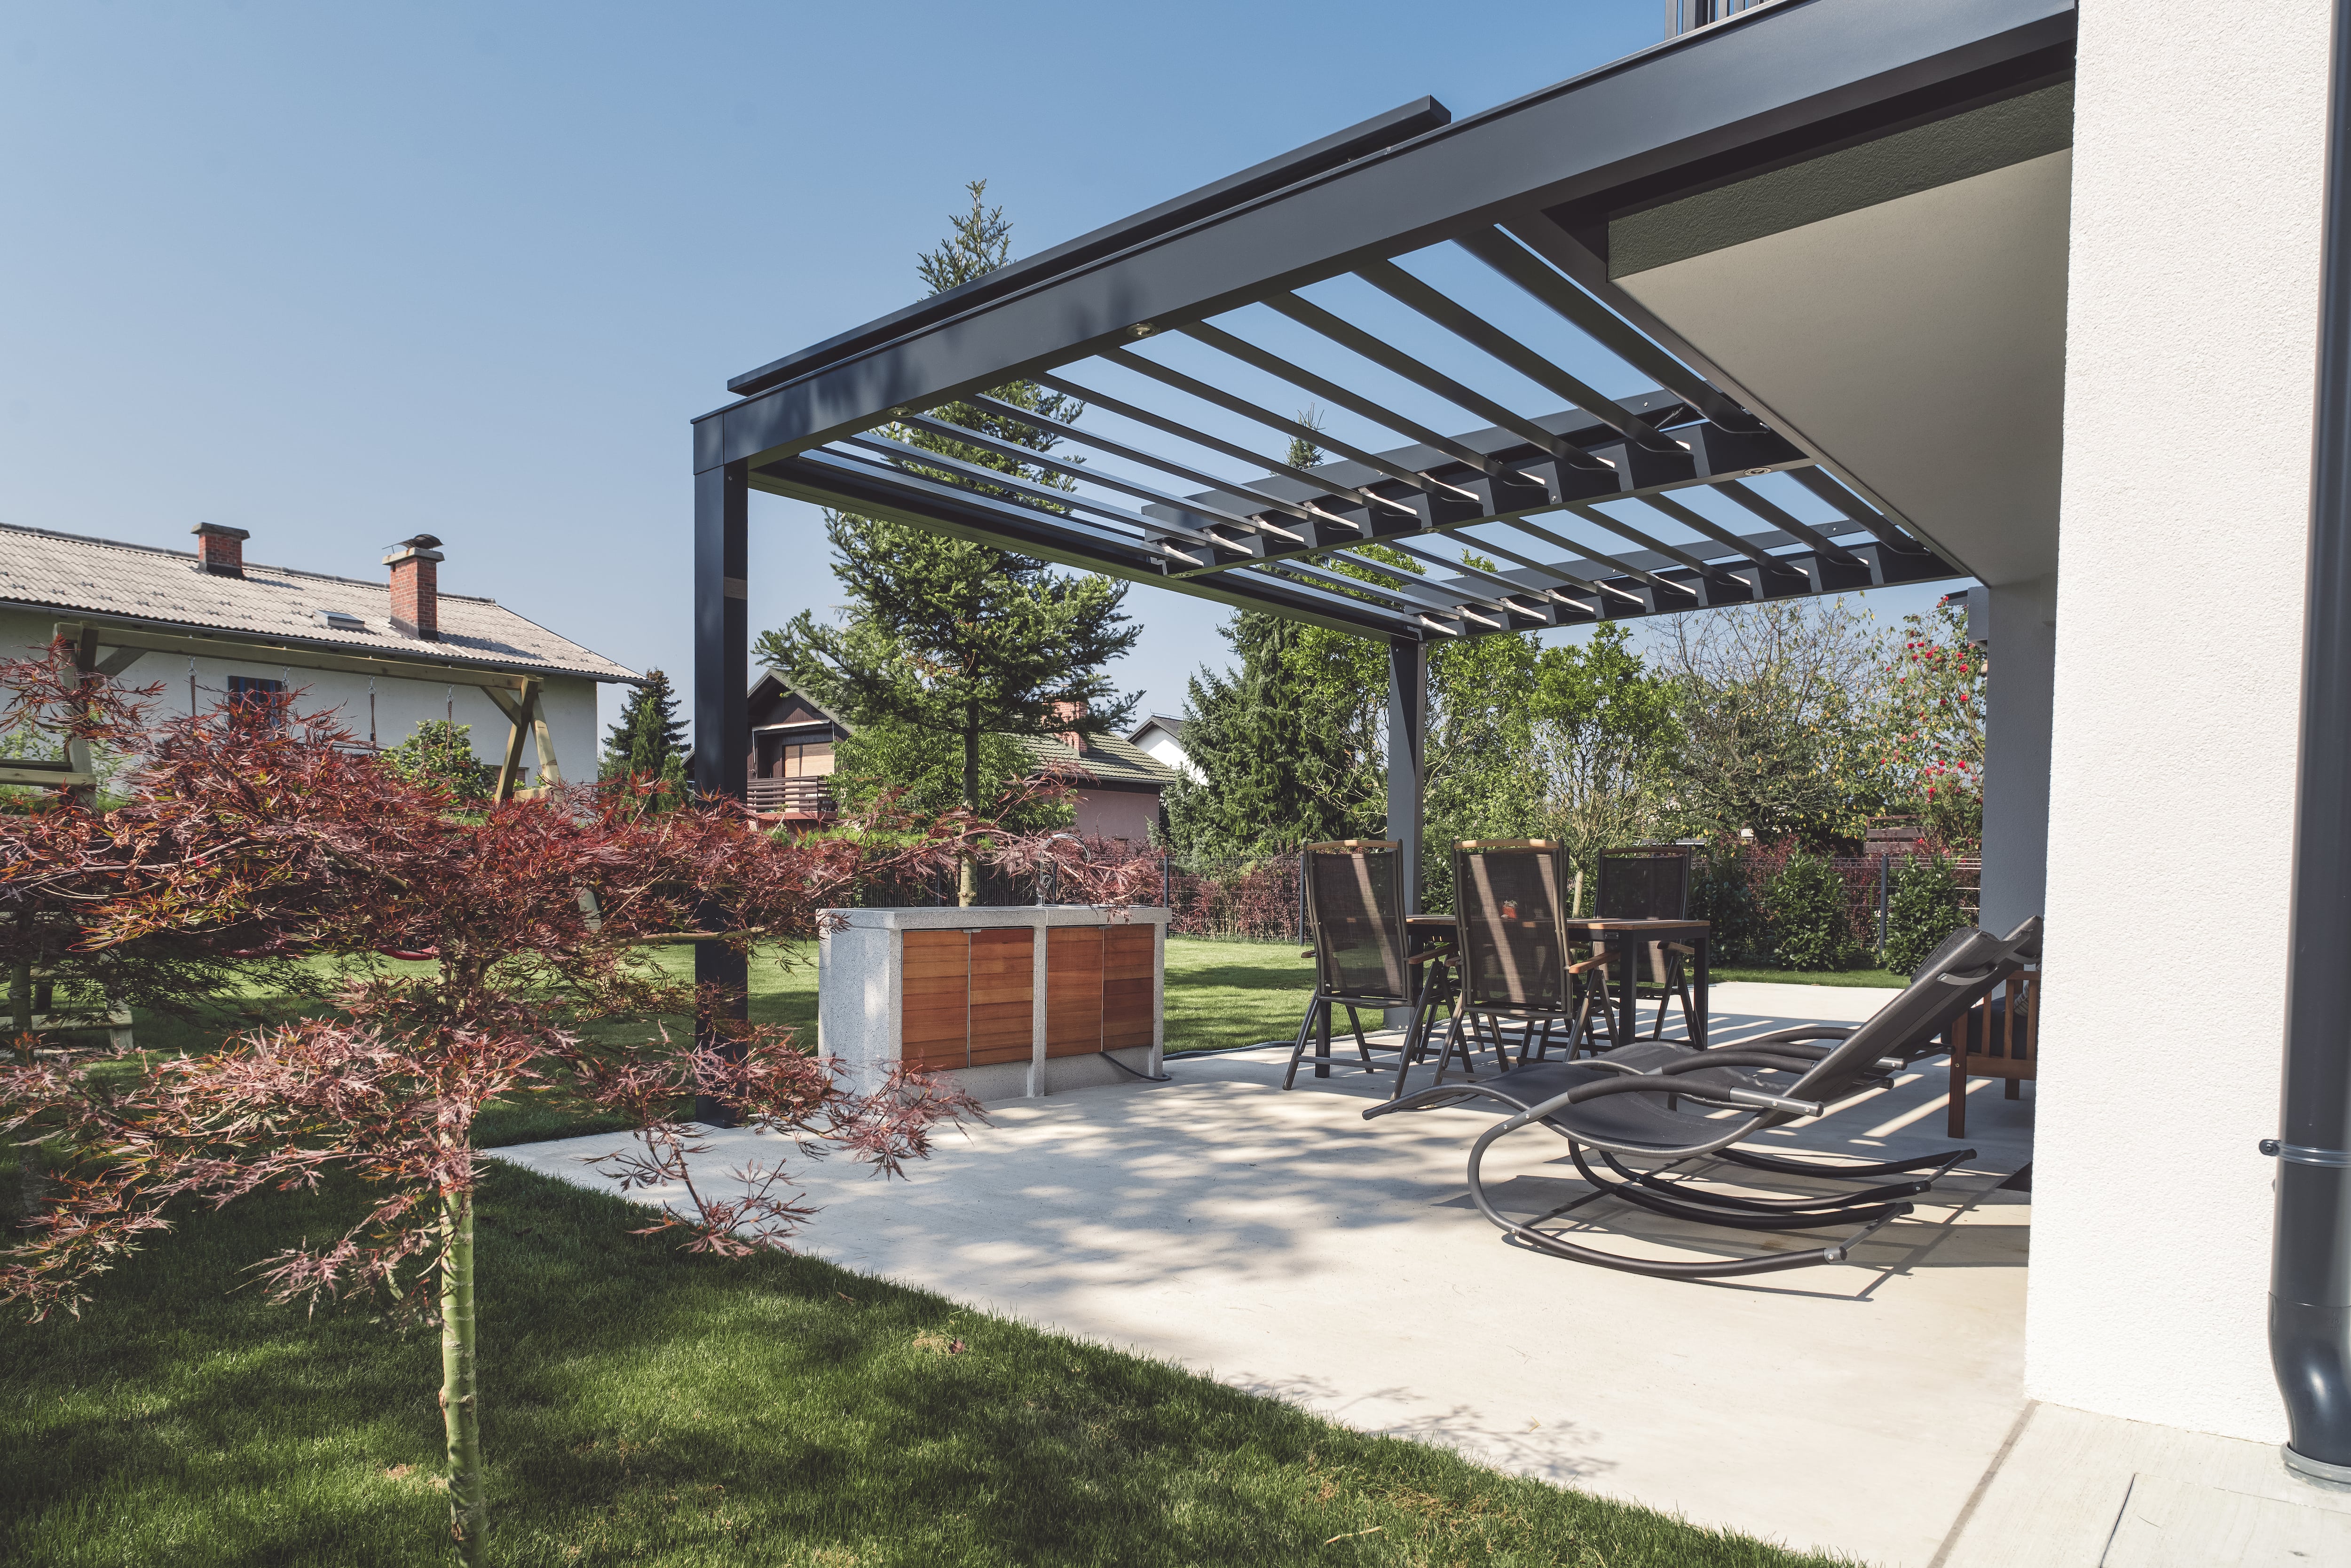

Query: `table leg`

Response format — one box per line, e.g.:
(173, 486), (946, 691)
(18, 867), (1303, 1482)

(1694, 935), (1710, 1049)
(1617, 933), (1637, 1044)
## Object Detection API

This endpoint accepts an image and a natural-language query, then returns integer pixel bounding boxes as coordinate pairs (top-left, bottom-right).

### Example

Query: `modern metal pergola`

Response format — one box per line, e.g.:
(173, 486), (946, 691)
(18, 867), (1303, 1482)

(688, 0), (2071, 906)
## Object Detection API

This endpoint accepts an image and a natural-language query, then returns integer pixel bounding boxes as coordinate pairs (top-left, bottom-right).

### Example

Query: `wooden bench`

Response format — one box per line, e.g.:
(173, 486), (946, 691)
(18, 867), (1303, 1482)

(1945, 965), (2037, 1136)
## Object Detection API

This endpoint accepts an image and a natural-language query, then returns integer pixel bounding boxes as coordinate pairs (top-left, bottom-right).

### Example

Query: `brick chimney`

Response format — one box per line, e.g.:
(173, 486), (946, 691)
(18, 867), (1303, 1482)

(384, 533), (445, 641)
(1052, 699), (1086, 754)
(191, 522), (250, 578)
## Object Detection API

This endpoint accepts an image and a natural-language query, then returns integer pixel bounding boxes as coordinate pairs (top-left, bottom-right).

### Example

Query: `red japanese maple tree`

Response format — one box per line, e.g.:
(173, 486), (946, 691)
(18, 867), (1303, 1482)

(0, 643), (1152, 1562)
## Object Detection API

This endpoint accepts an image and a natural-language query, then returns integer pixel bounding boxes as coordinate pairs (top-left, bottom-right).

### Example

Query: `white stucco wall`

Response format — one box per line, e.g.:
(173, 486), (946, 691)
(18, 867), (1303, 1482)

(0, 608), (600, 788)
(1133, 726), (1200, 783)
(2029, 0), (2330, 1441)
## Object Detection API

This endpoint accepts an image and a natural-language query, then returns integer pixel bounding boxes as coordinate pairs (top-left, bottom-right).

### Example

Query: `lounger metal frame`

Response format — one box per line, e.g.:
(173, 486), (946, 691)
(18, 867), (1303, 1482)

(1367, 918), (2041, 1277)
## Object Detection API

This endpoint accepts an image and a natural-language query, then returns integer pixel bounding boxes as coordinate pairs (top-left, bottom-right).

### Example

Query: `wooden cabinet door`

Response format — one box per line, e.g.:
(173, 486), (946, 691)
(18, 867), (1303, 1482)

(1103, 925), (1155, 1052)
(1045, 926), (1104, 1058)
(966, 929), (1035, 1066)
(901, 930), (971, 1070)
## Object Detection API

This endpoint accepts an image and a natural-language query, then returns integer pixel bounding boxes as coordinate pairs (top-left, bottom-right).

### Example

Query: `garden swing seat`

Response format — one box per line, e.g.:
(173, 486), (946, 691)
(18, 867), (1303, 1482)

(1365, 917), (2042, 1278)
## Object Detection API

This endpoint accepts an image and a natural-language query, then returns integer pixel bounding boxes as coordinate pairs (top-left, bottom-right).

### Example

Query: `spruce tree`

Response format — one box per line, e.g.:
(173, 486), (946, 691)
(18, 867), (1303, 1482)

(601, 669), (687, 782)
(757, 184), (1141, 903)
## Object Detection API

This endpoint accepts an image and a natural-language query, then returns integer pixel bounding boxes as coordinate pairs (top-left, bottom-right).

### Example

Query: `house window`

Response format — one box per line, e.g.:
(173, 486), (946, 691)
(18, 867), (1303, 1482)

(227, 676), (285, 724)
(782, 741), (834, 778)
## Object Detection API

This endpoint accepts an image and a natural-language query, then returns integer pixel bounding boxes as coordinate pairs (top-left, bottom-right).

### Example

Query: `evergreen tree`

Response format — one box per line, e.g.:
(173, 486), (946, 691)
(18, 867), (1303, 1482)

(601, 669), (687, 781)
(757, 184), (1141, 903)
(1164, 615), (1357, 858)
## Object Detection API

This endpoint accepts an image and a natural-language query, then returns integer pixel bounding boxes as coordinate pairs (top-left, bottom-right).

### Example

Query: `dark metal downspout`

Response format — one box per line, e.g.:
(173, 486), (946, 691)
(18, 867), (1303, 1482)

(2272, 0), (2351, 1484)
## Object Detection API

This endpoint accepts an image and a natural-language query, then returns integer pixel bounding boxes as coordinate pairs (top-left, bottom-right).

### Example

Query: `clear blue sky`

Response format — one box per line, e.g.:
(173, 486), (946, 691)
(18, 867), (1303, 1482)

(0, 1), (1957, 746)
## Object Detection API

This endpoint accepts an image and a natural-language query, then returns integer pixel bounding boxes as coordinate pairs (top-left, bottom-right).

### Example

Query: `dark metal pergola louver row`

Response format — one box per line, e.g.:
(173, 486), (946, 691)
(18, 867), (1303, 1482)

(693, 0), (2081, 658)
(747, 212), (1954, 645)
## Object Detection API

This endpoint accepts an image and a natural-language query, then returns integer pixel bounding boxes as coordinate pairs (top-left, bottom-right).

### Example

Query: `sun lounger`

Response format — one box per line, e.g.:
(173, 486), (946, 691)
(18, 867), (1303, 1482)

(1364, 916), (2043, 1278)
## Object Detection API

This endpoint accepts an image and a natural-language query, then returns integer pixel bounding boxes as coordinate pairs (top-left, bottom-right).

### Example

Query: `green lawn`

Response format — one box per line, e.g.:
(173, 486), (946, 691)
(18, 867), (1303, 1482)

(0, 936), (1873, 1565)
(1705, 965), (1907, 988)
(0, 1162), (1840, 1568)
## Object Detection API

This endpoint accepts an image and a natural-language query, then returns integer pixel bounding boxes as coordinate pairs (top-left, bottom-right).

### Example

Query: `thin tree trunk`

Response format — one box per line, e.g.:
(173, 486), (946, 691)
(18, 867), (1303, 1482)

(9, 959), (41, 1226)
(9, 959), (30, 1056)
(958, 720), (980, 907)
(439, 1188), (486, 1564)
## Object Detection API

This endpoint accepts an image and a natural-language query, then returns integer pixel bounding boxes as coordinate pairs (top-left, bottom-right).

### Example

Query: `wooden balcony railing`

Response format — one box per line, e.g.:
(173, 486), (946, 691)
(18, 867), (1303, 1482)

(746, 776), (836, 816)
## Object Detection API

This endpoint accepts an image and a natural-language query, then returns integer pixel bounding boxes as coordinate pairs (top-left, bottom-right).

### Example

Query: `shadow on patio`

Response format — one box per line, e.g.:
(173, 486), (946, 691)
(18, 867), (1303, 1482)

(494, 980), (2032, 1567)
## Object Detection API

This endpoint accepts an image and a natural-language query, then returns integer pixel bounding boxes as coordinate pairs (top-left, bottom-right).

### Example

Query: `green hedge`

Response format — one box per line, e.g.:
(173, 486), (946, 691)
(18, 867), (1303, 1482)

(1879, 852), (1966, 976)
(1765, 852), (1856, 972)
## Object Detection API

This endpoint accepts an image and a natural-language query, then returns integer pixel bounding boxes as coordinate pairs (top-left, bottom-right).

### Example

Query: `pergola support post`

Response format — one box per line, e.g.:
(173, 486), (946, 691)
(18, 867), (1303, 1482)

(1385, 638), (1427, 1028)
(693, 459), (750, 1127)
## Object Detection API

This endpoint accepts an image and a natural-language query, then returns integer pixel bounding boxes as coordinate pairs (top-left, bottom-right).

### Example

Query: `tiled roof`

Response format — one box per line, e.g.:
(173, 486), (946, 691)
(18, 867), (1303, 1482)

(0, 524), (637, 684)
(1129, 713), (1188, 743)
(1018, 730), (1179, 790)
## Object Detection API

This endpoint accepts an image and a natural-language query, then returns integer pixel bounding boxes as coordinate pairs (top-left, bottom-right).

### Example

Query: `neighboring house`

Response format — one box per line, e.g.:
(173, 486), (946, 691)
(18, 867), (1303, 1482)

(0, 522), (636, 790)
(1018, 721), (1178, 846)
(1126, 714), (1199, 784)
(744, 674), (1177, 841)
(745, 670), (844, 822)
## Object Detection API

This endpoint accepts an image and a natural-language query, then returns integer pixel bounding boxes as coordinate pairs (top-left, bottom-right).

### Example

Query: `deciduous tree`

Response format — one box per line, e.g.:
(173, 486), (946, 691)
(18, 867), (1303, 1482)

(1657, 597), (1885, 848)
(0, 670), (1152, 1562)
(1856, 601), (1984, 848)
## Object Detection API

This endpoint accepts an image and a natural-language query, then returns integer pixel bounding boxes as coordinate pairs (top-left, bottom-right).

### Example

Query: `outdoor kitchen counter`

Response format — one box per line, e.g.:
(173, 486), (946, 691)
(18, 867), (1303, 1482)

(817, 905), (1168, 1103)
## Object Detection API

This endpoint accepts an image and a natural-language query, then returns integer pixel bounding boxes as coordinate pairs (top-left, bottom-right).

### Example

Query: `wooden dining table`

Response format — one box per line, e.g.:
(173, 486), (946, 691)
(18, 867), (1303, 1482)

(1406, 913), (1712, 1050)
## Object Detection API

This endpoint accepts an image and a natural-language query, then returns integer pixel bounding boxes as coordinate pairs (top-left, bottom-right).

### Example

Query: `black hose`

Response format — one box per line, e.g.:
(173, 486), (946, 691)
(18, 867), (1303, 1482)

(1097, 1050), (1173, 1083)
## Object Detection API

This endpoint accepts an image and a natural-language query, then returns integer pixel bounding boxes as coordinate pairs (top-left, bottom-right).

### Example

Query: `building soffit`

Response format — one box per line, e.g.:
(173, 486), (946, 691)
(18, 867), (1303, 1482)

(697, 0), (2077, 644)
(1600, 82), (2075, 586)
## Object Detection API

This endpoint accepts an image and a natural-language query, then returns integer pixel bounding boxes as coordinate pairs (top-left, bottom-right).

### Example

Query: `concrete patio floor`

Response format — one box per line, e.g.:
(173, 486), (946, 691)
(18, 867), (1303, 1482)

(497, 982), (2035, 1566)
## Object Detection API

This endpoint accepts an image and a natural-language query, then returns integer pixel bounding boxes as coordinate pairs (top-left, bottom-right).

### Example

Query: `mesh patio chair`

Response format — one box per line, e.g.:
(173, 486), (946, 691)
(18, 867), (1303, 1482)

(1365, 916), (2043, 1278)
(1284, 840), (1461, 1091)
(1595, 843), (1699, 1040)
(1453, 840), (1619, 1070)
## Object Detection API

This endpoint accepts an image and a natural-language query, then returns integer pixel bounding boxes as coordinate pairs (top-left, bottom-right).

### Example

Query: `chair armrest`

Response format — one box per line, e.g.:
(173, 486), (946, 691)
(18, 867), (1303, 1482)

(1406, 945), (1452, 966)
(1664, 943), (1696, 955)
(1299, 948), (1317, 959)
(1568, 953), (1612, 975)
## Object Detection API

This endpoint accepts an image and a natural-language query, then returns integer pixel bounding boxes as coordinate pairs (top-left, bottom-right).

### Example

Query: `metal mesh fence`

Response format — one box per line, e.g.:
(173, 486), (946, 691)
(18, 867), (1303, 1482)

(843, 839), (1308, 942)
(844, 836), (1981, 958)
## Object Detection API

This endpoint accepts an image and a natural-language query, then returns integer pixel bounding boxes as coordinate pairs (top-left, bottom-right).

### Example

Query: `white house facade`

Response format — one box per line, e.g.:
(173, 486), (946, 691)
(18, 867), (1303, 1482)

(0, 522), (635, 786)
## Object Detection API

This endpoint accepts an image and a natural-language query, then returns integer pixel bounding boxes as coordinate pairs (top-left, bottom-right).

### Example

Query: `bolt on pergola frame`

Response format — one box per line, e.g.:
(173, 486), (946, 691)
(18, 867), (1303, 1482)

(683, 0), (2070, 1077)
